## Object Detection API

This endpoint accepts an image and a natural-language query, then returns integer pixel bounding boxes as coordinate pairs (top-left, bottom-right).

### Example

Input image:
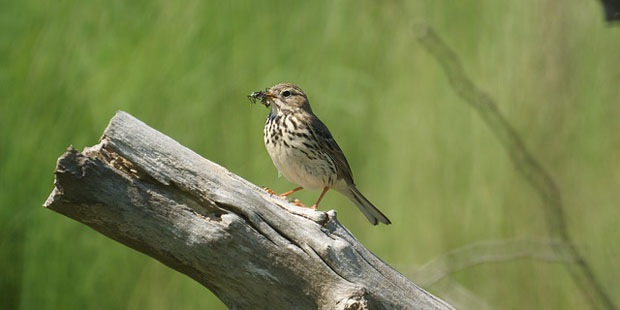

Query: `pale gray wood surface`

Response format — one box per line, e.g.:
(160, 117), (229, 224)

(44, 111), (454, 310)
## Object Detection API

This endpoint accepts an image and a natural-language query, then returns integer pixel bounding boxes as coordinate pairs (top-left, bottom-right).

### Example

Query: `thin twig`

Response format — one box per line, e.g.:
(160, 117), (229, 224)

(410, 238), (575, 287)
(415, 24), (615, 310)
(431, 278), (494, 310)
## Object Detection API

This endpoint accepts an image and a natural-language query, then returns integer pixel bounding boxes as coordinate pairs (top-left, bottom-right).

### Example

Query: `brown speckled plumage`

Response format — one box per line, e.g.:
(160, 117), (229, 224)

(250, 83), (390, 225)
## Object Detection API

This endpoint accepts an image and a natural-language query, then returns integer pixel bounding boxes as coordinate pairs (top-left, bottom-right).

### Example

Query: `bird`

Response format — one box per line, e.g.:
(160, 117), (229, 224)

(248, 83), (391, 225)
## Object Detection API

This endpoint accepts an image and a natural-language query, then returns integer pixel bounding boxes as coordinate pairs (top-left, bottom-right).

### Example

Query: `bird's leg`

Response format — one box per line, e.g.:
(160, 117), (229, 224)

(311, 187), (330, 210)
(264, 186), (303, 198)
(294, 187), (329, 210)
(280, 186), (303, 197)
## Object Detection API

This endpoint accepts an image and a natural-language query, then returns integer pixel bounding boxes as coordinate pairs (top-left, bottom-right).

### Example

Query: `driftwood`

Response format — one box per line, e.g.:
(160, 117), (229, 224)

(44, 111), (453, 310)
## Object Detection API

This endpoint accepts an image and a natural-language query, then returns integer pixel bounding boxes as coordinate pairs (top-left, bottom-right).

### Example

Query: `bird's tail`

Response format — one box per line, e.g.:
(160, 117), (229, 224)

(343, 186), (391, 225)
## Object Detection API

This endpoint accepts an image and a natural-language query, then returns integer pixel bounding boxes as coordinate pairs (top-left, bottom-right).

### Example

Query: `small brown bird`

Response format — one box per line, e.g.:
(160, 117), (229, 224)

(249, 83), (391, 225)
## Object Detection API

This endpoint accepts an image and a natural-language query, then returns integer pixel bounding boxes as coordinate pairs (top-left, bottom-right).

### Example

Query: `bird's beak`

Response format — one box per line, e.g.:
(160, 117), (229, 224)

(264, 91), (276, 101)
(261, 91), (276, 107)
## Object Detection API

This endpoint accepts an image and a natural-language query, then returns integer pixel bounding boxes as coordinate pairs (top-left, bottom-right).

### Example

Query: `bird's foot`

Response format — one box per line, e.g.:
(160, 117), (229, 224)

(293, 199), (318, 210)
(264, 187), (289, 198)
(264, 186), (303, 198)
(263, 187), (280, 196)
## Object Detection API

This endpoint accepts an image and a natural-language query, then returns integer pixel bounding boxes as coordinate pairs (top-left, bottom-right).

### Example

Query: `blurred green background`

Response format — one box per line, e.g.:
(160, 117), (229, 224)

(1, 0), (618, 309)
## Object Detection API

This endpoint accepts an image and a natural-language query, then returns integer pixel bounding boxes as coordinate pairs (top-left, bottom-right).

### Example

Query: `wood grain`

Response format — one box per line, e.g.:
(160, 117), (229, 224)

(44, 111), (454, 310)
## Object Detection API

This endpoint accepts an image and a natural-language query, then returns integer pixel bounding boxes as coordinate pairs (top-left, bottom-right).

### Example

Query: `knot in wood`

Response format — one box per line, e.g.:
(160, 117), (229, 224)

(335, 287), (369, 310)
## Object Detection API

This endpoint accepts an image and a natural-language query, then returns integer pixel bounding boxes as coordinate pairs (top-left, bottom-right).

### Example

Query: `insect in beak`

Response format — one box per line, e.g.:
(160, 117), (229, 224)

(248, 89), (273, 107)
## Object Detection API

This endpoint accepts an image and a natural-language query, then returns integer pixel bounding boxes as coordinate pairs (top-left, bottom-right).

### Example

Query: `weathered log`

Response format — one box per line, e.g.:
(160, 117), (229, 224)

(44, 111), (454, 310)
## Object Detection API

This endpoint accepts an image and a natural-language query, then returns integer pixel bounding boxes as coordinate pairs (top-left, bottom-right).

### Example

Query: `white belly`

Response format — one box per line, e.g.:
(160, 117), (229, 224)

(266, 140), (335, 190)
(264, 113), (338, 190)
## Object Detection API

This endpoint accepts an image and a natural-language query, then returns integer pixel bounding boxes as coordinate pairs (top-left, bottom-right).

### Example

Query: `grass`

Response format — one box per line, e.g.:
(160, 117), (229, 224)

(0, 0), (617, 309)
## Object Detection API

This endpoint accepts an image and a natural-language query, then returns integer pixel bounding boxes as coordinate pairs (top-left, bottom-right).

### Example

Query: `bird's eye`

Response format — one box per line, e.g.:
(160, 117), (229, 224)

(282, 91), (291, 97)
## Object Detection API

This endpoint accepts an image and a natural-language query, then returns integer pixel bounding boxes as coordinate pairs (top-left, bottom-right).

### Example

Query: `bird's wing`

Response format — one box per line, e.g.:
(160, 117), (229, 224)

(309, 116), (355, 185)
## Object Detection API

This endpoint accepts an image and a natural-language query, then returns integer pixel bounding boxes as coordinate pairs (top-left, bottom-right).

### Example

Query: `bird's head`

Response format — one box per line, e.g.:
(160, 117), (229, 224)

(249, 83), (312, 113)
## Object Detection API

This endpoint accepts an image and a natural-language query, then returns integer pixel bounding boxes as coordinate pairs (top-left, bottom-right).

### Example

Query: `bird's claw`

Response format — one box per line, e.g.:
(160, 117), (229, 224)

(263, 187), (279, 196)
(294, 199), (317, 210)
(264, 187), (290, 199)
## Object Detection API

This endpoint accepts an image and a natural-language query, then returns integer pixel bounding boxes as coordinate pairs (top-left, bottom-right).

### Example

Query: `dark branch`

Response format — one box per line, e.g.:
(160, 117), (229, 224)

(416, 24), (615, 310)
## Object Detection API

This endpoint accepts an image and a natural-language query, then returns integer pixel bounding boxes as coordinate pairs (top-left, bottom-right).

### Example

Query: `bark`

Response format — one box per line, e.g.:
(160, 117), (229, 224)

(44, 111), (454, 310)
